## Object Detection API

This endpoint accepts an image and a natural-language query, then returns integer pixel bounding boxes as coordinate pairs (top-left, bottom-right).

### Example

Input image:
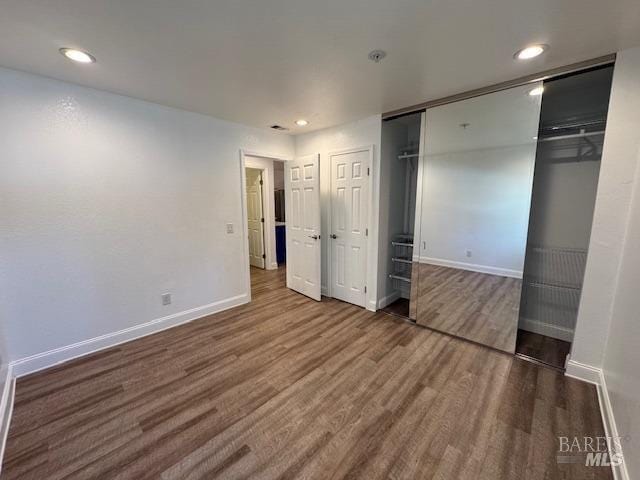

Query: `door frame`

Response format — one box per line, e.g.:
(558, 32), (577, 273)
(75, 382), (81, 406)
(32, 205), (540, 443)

(239, 149), (292, 301)
(327, 145), (377, 311)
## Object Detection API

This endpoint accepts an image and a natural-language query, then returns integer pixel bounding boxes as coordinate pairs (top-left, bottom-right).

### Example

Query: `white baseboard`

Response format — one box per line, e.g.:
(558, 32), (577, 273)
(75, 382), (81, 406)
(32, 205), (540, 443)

(366, 299), (377, 312)
(519, 317), (574, 342)
(377, 291), (401, 309)
(416, 256), (523, 279)
(565, 359), (602, 385)
(597, 371), (629, 480)
(0, 365), (15, 477)
(565, 360), (629, 480)
(10, 293), (249, 378)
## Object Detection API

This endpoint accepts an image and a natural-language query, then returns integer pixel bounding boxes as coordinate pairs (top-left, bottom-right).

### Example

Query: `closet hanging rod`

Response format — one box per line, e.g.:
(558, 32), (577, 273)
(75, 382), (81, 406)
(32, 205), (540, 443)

(542, 118), (605, 131)
(398, 153), (419, 159)
(538, 130), (605, 142)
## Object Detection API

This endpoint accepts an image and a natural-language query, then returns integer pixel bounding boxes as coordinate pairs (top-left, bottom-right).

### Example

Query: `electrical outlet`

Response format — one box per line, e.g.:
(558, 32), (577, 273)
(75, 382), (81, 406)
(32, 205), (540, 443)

(161, 293), (172, 306)
(465, 249), (472, 258)
(226, 223), (234, 234)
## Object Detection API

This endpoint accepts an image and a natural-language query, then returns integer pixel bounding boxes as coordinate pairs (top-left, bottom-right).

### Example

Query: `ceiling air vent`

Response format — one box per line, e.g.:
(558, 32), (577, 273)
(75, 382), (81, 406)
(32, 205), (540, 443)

(270, 125), (289, 131)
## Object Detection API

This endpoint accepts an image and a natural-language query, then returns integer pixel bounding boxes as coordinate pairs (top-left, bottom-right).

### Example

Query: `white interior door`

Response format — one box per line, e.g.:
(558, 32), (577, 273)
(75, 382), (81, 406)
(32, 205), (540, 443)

(285, 154), (321, 301)
(330, 149), (370, 307)
(246, 168), (265, 269)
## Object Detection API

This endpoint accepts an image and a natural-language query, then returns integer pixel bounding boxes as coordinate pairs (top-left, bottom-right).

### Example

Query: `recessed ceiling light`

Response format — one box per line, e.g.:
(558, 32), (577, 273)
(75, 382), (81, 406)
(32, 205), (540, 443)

(295, 119), (309, 126)
(59, 48), (96, 64)
(529, 86), (544, 96)
(514, 44), (548, 60)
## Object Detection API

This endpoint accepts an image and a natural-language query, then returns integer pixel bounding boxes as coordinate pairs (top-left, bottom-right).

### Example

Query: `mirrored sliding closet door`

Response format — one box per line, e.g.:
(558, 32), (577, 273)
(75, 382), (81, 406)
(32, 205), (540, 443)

(411, 83), (543, 353)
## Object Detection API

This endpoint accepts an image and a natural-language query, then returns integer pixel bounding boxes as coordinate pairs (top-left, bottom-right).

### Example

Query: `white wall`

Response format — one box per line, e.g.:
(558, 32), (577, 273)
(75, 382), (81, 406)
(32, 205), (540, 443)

(0, 320), (9, 414)
(418, 145), (536, 277)
(294, 115), (382, 308)
(0, 321), (9, 464)
(0, 323), (7, 388)
(602, 147), (640, 479)
(571, 46), (640, 370)
(0, 67), (294, 367)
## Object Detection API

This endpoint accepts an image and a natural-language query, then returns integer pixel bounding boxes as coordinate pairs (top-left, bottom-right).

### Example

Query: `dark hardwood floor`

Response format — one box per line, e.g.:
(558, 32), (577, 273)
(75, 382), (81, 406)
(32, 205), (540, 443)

(380, 297), (410, 318)
(516, 329), (572, 369)
(2, 267), (611, 479)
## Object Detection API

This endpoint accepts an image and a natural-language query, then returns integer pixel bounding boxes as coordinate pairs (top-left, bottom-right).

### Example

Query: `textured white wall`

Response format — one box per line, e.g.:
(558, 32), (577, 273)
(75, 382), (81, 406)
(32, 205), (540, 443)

(294, 115), (382, 305)
(602, 146), (640, 479)
(0, 67), (294, 362)
(0, 321), (8, 400)
(572, 46), (640, 369)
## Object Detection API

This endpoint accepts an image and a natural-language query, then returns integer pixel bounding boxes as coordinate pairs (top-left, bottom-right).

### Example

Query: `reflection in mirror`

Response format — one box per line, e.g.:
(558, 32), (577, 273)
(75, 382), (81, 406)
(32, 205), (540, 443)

(411, 83), (542, 352)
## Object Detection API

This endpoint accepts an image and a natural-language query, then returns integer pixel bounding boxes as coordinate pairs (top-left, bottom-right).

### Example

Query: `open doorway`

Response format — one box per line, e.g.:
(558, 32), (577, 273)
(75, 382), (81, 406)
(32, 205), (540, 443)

(245, 167), (266, 268)
(241, 152), (290, 299)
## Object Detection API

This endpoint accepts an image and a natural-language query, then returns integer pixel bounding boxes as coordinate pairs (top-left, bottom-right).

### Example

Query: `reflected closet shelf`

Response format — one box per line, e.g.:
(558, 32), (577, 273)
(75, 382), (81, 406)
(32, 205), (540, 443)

(392, 256), (412, 264)
(389, 273), (412, 283)
(391, 241), (414, 248)
(397, 153), (419, 160)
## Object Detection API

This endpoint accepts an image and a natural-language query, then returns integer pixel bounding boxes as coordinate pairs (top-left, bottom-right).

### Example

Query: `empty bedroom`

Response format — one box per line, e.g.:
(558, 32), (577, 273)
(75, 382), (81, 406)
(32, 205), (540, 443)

(1, 1), (639, 479)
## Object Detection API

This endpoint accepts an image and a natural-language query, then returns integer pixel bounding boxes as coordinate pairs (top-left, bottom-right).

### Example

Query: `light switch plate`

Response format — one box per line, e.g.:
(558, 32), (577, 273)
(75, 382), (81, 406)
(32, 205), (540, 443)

(226, 223), (234, 234)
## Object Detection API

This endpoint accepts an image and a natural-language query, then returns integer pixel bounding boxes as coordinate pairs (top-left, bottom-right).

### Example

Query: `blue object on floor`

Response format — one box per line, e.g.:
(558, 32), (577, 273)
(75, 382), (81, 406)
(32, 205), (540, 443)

(276, 225), (286, 264)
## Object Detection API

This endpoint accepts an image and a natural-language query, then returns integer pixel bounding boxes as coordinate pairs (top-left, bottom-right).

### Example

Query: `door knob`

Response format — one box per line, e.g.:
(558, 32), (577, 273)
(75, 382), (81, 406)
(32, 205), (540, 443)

(308, 234), (319, 240)
(330, 234), (337, 239)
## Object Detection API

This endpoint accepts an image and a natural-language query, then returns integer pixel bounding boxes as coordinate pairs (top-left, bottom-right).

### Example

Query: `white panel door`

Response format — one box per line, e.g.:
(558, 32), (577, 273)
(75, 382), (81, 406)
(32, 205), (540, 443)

(246, 168), (265, 269)
(285, 154), (321, 301)
(330, 149), (369, 307)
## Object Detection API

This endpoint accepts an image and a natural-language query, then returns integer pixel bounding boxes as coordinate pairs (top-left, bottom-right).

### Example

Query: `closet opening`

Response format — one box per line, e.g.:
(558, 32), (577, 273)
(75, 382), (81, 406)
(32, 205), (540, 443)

(378, 112), (422, 319)
(516, 65), (615, 369)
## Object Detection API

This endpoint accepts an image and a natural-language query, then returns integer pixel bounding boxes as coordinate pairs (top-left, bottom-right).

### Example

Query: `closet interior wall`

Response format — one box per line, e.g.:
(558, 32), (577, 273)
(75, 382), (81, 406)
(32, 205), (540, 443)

(378, 112), (422, 317)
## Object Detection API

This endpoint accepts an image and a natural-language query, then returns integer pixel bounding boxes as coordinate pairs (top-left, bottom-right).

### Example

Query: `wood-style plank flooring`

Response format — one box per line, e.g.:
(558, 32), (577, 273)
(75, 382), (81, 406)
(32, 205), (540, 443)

(411, 263), (521, 353)
(2, 267), (611, 479)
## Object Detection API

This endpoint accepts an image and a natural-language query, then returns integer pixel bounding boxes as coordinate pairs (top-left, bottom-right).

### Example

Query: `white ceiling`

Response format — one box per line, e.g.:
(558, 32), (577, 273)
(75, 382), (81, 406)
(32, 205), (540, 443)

(425, 83), (543, 155)
(1, 0), (639, 134)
